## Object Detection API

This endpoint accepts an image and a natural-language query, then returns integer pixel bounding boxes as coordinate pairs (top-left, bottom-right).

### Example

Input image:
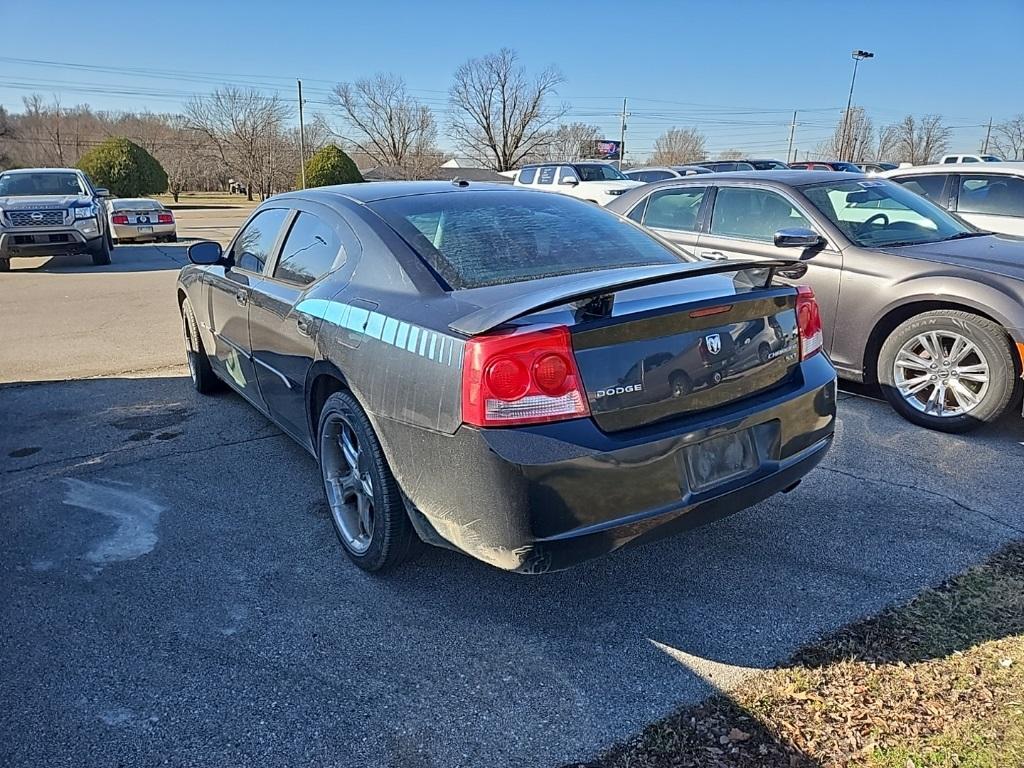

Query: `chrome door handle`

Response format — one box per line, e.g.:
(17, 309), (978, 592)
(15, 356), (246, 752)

(234, 290), (248, 307)
(702, 250), (727, 260)
(296, 317), (312, 337)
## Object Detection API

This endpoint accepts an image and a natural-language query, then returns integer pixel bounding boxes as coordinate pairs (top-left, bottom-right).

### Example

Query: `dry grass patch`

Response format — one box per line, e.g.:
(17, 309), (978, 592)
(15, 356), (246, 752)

(571, 542), (1024, 768)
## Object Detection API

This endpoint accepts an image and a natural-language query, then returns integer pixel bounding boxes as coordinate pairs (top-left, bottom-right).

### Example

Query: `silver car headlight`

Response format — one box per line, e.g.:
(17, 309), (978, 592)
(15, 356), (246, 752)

(606, 189), (628, 196)
(73, 204), (97, 220)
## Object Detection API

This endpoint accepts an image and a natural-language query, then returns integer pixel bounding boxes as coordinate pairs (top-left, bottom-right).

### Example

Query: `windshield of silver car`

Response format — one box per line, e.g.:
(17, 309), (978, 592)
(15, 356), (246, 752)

(802, 179), (976, 248)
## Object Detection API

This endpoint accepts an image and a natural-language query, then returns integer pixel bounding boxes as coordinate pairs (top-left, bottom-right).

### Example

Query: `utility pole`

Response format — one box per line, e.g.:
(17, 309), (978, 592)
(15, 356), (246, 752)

(787, 110), (798, 163)
(618, 97), (628, 170)
(983, 117), (993, 154)
(297, 79), (307, 189)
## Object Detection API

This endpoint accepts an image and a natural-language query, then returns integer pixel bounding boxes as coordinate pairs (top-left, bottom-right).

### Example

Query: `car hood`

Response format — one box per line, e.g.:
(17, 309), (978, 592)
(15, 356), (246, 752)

(0, 195), (90, 209)
(882, 234), (1024, 281)
(580, 180), (646, 192)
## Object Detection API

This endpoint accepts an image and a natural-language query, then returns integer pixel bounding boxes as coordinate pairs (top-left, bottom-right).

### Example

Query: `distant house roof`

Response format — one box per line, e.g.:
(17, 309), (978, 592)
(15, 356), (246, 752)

(362, 166), (512, 184)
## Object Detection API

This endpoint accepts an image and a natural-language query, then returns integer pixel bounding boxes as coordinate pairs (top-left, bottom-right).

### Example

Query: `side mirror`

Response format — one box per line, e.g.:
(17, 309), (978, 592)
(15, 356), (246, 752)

(94, 188), (111, 197)
(774, 228), (824, 250)
(187, 241), (224, 265)
(560, 177), (580, 186)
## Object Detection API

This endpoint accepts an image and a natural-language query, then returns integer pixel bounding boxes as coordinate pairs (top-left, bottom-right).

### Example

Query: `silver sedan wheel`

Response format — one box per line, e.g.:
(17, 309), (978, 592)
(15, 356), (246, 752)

(320, 414), (374, 554)
(892, 330), (990, 417)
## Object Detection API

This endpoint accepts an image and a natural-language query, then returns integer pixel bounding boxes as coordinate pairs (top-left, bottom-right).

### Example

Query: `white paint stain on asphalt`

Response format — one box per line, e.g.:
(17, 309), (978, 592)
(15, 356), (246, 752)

(62, 478), (164, 564)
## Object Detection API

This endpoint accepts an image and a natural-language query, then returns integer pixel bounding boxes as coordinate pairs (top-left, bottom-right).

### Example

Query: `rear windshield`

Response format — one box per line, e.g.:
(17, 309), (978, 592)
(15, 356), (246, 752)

(369, 189), (685, 289)
(111, 199), (162, 211)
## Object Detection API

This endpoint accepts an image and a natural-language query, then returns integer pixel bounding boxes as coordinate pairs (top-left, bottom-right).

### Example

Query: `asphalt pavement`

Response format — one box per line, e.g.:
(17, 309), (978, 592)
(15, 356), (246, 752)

(2, 237), (1023, 767)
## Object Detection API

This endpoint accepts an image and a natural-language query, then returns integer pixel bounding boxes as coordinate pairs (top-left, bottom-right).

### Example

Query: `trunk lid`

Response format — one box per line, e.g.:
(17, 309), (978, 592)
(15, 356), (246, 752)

(568, 282), (801, 432)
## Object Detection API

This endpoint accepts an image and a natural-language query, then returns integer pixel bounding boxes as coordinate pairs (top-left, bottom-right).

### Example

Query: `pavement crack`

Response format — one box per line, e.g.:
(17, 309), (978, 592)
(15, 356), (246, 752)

(819, 465), (1024, 536)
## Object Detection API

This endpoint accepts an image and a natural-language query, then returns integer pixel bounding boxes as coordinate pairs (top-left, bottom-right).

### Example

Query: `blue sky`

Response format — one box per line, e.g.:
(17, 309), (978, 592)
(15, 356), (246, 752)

(2, 0), (1021, 160)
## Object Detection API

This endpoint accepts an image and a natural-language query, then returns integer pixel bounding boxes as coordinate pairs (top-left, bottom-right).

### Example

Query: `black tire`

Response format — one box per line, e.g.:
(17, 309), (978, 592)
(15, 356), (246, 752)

(181, 297), (221, 394)
(0, 259), (9, 273)
(88, 234), (111, 266)
(317, 390), (420, 572)
(164, 235), (178, 243)
(105, 226), (115, 250)
(878, 310), (1019, 433)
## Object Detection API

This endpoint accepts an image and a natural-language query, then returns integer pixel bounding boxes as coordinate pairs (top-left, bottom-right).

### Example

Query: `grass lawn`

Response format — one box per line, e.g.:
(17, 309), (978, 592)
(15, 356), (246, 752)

(573, 542), (1024, 768)
(153, 192), (258, 210)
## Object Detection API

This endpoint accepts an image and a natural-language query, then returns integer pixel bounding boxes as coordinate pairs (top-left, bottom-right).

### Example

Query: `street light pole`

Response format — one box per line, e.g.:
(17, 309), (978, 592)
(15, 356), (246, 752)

(840, 49), (874, 162)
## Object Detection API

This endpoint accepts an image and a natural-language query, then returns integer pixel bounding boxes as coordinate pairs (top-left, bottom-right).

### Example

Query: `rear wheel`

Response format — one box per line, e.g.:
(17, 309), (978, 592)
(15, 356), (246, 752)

(878, 310), (1019, 432)
(0, 259), (9, 273)
(317, 390), (419, 572)
(181, 297), (221, 394)
(88, 234), (111, 266)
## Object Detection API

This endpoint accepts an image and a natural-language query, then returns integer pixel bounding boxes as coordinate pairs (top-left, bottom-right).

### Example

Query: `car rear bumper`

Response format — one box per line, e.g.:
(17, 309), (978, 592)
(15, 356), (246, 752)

(379, 353), (838, 572)
(111, 223), (175, 241)
(0, 228), (100, 258)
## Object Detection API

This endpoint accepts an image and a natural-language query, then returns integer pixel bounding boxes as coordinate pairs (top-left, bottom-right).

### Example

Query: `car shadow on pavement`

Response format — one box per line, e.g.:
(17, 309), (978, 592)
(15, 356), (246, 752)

(5, 243), (189, 274)
(1, 375), (1023, 767)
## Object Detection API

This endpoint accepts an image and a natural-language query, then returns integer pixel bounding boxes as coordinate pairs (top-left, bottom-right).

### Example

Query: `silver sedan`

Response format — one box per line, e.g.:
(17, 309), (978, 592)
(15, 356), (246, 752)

(108, 198), (176, 243)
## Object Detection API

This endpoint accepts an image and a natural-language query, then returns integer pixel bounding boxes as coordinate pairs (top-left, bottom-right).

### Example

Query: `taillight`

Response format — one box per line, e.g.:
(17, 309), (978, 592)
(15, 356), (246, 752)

(158, 212), (174, 224)
(462, 325), (590, 427)
(796, 285), (823, 360)
(111, 214), (129, 225)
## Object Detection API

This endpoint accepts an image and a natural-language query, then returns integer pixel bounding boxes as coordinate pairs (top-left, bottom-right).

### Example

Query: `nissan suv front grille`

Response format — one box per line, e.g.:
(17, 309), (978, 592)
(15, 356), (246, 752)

(8, 210), (66, 227)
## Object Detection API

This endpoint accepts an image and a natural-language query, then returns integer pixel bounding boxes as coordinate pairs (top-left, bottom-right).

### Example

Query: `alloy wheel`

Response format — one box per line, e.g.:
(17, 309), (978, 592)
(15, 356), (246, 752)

(320, 414), (375, 554)
(892, 330), (990, 417)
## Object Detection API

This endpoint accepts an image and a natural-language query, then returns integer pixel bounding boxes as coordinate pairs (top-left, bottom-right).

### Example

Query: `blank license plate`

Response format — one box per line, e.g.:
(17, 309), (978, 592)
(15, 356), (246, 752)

(683, 429), (758, 492)
(137, 225), (153, 233)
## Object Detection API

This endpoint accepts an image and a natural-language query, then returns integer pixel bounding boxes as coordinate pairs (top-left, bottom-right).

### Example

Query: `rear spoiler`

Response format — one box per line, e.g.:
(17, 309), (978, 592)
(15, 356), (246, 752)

(449, 259), (799, 336)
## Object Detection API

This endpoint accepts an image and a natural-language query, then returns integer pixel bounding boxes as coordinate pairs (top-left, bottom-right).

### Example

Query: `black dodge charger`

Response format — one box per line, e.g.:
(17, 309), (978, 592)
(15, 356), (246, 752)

(177, 182), (837, 573)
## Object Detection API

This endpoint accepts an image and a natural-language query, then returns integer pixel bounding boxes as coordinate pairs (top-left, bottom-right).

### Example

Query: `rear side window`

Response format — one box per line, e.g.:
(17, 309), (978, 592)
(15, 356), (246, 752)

(230, 208), (289, 273)
(895, 175), (948, 204)
(370, 190), (685, 289)
(710, 187), (810, 242)
(537, 166), (556, 185)
(518, 167), (537, 184)
(957, 175), (1024, 217)
(274, 212), (342, 286)
(643, 187), (707, 231)
(943, 157), (958, 164)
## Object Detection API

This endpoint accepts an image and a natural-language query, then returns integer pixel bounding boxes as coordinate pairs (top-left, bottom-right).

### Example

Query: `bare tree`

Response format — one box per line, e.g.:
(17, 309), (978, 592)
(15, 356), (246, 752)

(875, 123), (900, 162)
(0, 107), (12, 170)
(885, 114), (950, 165)
(449, 48), (566, 171)
(186, 87), (292, 200)
(819, 107), (874, 162)
(990, 115), (1024, 160)
(536, 122), (602, 161)
(331, 73), (440, 179)
(650, 127), (707, 165)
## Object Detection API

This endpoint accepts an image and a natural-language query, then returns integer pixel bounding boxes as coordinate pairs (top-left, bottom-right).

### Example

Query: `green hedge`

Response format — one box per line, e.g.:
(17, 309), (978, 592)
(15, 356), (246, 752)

(78, 138), (168, 197)
(301, 145), (363, 187)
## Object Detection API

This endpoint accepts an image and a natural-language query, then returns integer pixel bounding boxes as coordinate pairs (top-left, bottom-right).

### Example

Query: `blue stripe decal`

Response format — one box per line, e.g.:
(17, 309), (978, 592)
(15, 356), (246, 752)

(295, 299), (456, 366)
(381, 317), (399, 346)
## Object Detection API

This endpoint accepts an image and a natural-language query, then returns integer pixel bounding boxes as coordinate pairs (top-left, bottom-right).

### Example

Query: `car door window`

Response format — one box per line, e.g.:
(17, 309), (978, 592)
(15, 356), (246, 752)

(537, 166), (556, 185)
(895, 175), (948, 204)
(643, 187), (707, 231)
(957, 175), (1024, 217)
(558, 166), (579, 184)
(229, 208), (289, 273)
(517, 167), (537, 184)
(273, 212), (343, 287)
(647, 170), (674, 182)
(709, 187), (810, 242)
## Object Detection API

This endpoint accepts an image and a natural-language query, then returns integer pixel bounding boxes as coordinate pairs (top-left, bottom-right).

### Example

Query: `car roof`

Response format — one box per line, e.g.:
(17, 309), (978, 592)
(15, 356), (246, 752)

(272, 180), (534, 205)
(667, 169), (860, 185)
(883, 162), (1024, 177)
(1, 167), (82, 175)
